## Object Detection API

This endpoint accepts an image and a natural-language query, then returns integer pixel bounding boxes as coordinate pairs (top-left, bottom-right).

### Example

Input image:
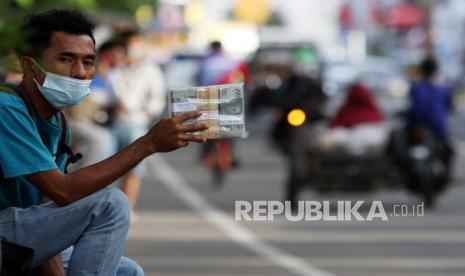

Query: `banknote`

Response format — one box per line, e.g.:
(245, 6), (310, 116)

(220, 124), (244, 138)
(219, 84), (243, 116)
(170, 87), (197, 125)
(169, 83), (246, 139)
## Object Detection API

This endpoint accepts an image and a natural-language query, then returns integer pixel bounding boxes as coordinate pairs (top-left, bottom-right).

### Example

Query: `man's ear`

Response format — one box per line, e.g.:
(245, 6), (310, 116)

(19, 57), (36, 76)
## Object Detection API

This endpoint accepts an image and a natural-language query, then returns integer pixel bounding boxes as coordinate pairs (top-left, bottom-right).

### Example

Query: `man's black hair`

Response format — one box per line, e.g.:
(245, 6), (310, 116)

(117, 29), (141, 48)
(15, 9), (95, 58)
(420, 57), (438, 79)
(98, 39), (126, 56)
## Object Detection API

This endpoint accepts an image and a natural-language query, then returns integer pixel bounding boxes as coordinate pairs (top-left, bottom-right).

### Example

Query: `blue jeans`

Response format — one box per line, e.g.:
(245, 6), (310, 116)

(0, 187), (143, 275)
(61, 247), (143, 276)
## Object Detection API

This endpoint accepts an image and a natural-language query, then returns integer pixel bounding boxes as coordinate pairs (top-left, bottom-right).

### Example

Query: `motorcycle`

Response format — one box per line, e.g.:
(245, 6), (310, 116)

(390, 123), (451, 207)
(286, 112), (451, 208)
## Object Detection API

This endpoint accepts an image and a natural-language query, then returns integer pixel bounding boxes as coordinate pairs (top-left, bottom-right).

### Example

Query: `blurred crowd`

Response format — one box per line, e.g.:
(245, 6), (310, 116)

(65, 29), (167, 220)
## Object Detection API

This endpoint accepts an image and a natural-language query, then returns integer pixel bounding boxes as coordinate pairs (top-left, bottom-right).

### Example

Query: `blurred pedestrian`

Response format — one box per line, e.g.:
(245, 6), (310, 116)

(0, 51), (23, 85)
(109, 29), (167, 219)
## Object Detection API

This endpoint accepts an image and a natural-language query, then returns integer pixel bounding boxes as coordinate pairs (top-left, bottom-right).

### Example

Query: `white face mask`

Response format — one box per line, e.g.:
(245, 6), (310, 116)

(31, 59), (92, 109)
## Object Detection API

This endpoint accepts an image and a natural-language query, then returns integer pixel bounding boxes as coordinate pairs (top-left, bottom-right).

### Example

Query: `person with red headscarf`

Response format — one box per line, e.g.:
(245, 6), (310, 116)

(330, 81), (384, 128)
(320, 81), (387, 155)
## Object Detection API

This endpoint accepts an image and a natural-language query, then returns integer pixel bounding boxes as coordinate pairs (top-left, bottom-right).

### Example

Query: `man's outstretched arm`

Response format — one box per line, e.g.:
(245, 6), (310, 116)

(26, 111), (208, 206)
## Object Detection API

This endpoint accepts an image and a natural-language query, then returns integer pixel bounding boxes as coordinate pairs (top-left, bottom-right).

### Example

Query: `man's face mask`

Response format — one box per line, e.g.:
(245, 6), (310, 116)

(31, 58), (92, 109)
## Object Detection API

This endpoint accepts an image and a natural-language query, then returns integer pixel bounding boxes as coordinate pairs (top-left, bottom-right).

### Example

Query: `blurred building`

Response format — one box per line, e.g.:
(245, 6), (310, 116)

(155, 0), (342, 58)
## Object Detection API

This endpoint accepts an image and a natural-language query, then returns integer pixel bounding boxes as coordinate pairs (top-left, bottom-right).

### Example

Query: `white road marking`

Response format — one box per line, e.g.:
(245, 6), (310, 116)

(148, 156), (335, 276)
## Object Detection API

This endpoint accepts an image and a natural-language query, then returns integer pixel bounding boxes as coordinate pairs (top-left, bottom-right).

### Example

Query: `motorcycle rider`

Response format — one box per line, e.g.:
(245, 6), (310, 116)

(197, 41), (248, 171)
(407, 56), (454, 188)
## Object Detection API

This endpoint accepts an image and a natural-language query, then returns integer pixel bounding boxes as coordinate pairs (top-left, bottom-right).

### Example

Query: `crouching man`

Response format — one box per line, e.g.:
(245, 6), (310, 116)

(0, 9), (208, 275)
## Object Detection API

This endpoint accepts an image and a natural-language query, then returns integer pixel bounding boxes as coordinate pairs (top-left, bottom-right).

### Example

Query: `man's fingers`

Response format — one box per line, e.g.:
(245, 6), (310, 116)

(178, 133), (207, 143)
(178, 141), (189, 147)
(173, 111), (202, 123)
(187, 135), (207, 143)
(169, 113), (209, 146)
(180, 122), (209, 133)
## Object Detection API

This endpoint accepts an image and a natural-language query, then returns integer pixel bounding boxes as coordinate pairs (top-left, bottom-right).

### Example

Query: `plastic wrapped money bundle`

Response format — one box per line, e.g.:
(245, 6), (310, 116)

(168, 83), (247, 139)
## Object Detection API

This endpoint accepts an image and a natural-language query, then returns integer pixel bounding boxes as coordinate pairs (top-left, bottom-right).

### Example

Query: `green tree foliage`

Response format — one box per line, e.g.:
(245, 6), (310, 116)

(0, 0), (156, 55)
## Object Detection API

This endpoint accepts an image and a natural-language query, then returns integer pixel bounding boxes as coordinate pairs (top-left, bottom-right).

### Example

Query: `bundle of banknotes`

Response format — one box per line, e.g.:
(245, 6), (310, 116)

(168, 83), (247, 139)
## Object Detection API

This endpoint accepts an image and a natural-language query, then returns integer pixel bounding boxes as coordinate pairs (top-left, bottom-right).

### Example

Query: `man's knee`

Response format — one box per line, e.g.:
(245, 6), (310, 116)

(95, 187), (131, 227)
(118, 257), (144, 276)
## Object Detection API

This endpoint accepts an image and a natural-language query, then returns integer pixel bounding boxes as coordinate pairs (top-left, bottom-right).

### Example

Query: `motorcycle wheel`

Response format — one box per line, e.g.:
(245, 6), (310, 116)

(212, 164), (225, 188)
(418, 166), (435, 208)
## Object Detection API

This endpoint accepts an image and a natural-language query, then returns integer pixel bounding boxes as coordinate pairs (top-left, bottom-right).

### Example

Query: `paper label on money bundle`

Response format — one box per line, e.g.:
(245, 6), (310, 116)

(168, 83), (247, 139)
(219, 115), (243, 125)
(173, 101), (197, 112)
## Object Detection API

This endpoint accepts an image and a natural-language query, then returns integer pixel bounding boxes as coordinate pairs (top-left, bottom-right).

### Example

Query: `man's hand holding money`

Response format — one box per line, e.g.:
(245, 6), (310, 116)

(143, 111), (209, 153)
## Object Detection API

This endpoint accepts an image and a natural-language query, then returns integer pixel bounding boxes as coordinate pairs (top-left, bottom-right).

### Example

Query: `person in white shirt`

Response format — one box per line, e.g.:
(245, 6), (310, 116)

(109, 30), (167, 221)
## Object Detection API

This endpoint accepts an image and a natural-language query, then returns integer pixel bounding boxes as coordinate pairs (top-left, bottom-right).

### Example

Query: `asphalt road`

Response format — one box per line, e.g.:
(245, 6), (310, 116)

(125, 113), (465, 276)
